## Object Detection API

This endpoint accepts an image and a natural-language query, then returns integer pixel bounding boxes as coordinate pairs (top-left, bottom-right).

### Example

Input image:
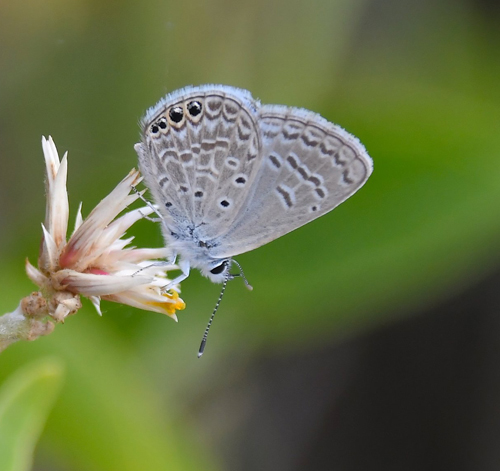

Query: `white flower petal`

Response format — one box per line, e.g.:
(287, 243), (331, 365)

(120, 247), (172, 263)
(42, 136), (60, 185)
(40, 223), (58, 272)
(48, 152), (69, 247)
(91, 245), (171, 275)
(95, 206), (154, 254)
(53, 303), (71, 322)
(72, 203), (84, 237)
(103, 288), (180, 320)
(25, 259), (47, 287)
(125, 263), (171, 278)
(56, 269), (155, 296)
(89, 296), (103, 316)
(108, 236), (135, 252)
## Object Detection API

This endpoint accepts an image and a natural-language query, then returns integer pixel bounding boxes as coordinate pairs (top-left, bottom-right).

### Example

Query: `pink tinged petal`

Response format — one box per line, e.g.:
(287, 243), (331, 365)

(60, 227), (131, 273)
(25, 259), (47, 287)
(89, 239), (166, 273)
(54, 269), (155, 296)
(60, 170), (142, 271)
(87, 268), (110, 275)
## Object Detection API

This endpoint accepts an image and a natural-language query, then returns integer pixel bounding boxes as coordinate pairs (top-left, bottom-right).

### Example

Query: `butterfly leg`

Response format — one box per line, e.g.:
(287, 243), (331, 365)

(139, 210), (162, 223)
(132, 251), (177, 277)
(163, 258), (190, 290)
(165, 251), (177, 265)
(132, 185), (164, 222)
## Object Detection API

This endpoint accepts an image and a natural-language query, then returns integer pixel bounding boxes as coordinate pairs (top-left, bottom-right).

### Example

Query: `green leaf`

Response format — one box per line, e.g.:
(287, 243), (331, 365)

(0, 358), (64, 471)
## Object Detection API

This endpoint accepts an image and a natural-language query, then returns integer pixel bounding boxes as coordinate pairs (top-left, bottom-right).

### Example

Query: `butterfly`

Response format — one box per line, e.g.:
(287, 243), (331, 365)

(134, 85), (372, 354)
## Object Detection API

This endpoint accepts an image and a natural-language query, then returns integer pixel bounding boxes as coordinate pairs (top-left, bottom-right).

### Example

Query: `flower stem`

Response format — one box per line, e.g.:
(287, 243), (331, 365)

(0, 294), (55, 352)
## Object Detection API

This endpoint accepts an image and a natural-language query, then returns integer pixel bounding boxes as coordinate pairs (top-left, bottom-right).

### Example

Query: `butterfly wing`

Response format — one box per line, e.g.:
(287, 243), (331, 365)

(135, 85), (262, 241)
(209, 104), (373, 259)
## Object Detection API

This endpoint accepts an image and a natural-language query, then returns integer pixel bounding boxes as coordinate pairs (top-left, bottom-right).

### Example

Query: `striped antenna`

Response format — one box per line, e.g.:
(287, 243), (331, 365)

(198, 263), (230, 358)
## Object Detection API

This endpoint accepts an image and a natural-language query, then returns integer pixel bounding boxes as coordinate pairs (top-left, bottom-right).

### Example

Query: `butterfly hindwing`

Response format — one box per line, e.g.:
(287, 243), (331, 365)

(210, 104), (372, 258)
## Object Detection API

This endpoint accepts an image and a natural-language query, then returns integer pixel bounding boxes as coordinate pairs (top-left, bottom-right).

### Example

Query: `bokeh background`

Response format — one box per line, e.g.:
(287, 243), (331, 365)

(1, 0), (500, 469)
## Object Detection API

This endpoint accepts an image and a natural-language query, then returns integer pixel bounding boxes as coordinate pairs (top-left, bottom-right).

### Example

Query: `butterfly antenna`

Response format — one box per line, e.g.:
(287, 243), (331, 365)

(198, 267), (230, 358)
(231, 259), (253, 291)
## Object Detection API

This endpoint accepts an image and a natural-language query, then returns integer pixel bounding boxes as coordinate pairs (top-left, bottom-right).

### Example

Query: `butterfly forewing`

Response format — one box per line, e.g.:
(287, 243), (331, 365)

(210, 104), (372, 258)
(137, 86), (261, 241)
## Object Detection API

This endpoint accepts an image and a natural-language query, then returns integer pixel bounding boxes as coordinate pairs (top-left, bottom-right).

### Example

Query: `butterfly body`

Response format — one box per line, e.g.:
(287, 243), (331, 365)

(162, 230), (230, 283)
(135, 85), (372, 285)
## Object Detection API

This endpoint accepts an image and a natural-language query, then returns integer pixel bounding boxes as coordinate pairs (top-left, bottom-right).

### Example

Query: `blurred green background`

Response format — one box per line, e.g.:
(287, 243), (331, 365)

(1, 0), (500, 469)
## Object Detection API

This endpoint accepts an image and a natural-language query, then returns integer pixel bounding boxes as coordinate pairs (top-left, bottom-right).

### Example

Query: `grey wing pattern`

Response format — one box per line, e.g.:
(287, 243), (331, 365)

(135, 86), (262, 240)
(209, 104), (373, 258)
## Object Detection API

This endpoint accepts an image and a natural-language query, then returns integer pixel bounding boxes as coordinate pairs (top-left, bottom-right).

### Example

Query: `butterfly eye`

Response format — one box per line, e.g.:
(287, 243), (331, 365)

(210, 262), (227, 275)
(187, 101), (202, 117)
(169, 106), (184, 124)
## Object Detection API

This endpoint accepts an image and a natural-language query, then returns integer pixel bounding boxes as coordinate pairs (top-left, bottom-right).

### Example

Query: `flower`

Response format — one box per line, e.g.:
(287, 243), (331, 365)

(25, 136), (185, 323)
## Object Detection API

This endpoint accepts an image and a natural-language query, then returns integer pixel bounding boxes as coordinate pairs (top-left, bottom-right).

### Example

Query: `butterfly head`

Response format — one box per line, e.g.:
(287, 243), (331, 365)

(200, 258), (253, 290)
(203, 258), (231, 283)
